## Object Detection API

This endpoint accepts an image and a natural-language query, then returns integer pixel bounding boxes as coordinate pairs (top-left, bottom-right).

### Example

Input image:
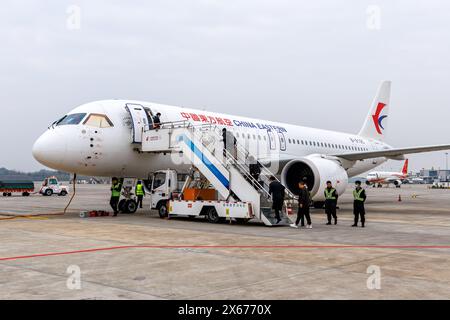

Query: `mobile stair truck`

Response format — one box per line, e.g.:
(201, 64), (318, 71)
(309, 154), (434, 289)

(137, 120), (296, 226)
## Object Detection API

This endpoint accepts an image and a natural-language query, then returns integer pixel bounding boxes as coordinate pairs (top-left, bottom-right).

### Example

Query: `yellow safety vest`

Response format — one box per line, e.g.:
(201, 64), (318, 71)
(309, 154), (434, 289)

(135, 184), (144, 196)
(324, 188), (336, 200)
(353, 188), (365, 201)
(111, 183), (121, 197)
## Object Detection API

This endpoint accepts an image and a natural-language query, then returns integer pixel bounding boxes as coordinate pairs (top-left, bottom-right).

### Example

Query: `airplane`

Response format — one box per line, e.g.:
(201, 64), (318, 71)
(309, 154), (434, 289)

(366, 159), (409, 188)
(32, 81), (450, 208)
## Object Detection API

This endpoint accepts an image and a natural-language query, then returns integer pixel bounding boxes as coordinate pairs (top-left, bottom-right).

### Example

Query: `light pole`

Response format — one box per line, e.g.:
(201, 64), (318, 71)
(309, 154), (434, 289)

(446, 152), (449, 182)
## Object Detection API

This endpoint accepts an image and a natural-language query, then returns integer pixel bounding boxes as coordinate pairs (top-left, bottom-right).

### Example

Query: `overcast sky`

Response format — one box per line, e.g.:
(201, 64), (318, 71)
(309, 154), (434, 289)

(1, 0), (450, 172)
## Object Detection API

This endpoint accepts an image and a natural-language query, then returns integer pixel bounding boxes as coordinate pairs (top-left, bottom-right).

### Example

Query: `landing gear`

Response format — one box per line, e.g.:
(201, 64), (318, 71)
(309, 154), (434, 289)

(119, 199), (138, 214)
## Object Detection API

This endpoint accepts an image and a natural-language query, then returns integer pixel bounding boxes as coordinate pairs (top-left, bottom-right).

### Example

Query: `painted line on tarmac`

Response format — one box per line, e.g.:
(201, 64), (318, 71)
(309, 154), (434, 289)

(1, 244), (450, 261)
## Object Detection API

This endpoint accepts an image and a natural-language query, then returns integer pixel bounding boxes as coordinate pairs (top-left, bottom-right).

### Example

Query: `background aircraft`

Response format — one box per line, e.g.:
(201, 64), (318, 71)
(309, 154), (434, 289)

(366, 159), (409, 188)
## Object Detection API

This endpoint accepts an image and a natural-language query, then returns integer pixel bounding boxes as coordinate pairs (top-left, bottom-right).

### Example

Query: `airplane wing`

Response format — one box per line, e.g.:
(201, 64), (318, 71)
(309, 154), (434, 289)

(334, 144), (450, 161)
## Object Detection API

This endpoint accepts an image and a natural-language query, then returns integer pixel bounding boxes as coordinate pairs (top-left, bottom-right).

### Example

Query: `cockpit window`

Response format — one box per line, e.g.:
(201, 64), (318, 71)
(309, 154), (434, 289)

(83, 113), (114, 128)
(56, 113), (87, 126)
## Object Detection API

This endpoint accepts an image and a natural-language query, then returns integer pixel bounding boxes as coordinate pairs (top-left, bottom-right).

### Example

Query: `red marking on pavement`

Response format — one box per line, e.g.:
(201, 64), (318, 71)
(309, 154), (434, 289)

(1, 245), (450, 262)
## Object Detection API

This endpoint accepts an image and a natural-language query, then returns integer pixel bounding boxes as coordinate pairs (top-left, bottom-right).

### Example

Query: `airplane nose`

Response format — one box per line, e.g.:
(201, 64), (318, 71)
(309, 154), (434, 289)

(32, 130), (68, 169)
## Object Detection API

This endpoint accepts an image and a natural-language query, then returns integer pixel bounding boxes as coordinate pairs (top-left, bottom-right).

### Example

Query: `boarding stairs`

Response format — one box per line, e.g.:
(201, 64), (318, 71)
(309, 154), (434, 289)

(140, 122), (296, 226)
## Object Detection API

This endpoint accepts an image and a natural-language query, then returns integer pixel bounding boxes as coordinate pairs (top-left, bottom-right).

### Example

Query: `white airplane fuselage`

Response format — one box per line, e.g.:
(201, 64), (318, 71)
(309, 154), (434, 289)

(33, 100), (389, 181)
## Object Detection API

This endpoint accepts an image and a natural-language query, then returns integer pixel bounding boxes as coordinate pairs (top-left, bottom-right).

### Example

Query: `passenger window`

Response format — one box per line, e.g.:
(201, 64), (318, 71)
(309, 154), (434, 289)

(50, 179), (58, 185)
(84, 114), (114, 128)
(56, 113), (87, 126)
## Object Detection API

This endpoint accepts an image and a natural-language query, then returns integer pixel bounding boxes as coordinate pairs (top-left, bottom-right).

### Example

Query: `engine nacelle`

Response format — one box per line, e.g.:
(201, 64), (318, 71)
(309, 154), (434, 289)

(281, 155), (348, 201)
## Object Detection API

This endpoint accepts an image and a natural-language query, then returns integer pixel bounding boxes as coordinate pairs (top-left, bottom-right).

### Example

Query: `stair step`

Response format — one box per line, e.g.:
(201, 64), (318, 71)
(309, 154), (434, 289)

(260, 207), (291, 226)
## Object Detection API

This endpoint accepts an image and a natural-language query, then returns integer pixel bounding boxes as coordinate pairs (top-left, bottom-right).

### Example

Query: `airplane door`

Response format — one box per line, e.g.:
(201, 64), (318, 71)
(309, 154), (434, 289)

(125, 103), (151, 143)
(277, 131), (286, 151)
(267, 130), (276, 150)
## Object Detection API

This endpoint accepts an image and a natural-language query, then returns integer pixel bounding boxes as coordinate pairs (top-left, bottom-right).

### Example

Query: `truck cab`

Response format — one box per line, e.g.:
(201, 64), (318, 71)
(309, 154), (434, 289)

(149, 169), (188, 217)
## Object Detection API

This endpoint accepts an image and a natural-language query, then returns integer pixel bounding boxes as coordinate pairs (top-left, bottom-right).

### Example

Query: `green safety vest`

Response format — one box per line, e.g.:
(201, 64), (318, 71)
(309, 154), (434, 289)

(353, 188), (365, 201)
(324, 188), (336, 200)
(111, 183), (122, 197)
(135, 184), (144, 196)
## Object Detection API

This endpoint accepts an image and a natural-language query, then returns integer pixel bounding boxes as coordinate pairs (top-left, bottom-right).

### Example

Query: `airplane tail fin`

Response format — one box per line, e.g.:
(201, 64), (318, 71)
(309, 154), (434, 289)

(358, 81), (391, 141)
(402, 159), (409, 174)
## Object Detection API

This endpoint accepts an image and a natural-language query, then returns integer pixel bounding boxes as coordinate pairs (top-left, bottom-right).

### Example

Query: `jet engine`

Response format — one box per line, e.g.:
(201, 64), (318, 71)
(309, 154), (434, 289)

(394, 180), (402, 188)
(281, 155), (348, 201)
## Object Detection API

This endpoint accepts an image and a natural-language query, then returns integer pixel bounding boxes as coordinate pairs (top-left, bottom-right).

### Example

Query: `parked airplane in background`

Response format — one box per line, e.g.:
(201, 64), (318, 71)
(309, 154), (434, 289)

(32, 81), (450, 206)
(366, 159), (409, 188)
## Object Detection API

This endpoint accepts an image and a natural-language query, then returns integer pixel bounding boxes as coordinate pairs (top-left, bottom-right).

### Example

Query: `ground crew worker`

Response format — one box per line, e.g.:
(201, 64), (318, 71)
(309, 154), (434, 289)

(110, 177), (123, 216)
(324, 180), (338, 225)
(352, 180), (367, 227)
(135, 180), (145, 209)
(290, 180), (312, 229)
(268, 176), (284, 224)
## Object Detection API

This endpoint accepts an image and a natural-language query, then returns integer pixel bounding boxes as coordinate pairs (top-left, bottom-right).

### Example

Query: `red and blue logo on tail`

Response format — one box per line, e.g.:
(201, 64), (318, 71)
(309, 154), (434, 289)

(372, 102), (387, 134)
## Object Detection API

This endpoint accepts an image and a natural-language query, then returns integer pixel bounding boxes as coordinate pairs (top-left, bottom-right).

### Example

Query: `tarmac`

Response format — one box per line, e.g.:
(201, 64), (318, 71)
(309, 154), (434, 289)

(0, 184), (449, 300)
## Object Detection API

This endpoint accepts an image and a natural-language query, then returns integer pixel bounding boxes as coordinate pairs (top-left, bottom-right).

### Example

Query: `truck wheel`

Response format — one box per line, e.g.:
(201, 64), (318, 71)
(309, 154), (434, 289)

(125, 200), (137, 214)
(206, 207), (220, 223)
(158, 203), (168, 218)
(59, 190), (67, 196)
(22, 192), (30, 197)
(118, 199), (127, 213)
(2, 193), (6, 197)
(8, 193), (12, 197)
(44, 189), (53, 196)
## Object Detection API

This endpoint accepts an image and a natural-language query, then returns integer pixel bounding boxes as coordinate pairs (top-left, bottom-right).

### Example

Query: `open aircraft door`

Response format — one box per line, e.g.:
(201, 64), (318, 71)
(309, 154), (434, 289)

(277, 131), (287, 151)
(125, 103), (152, 143)
(267, 130), (276, 151)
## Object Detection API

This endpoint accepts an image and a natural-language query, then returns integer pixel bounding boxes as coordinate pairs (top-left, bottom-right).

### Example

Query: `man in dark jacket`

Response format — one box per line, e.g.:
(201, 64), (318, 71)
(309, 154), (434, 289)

(352, 180), (367, 227)
(268, 176), (284, 224)
(222, 128), (237, 158)
(324, 180), (338, 225)
(290, 180), (312, 229)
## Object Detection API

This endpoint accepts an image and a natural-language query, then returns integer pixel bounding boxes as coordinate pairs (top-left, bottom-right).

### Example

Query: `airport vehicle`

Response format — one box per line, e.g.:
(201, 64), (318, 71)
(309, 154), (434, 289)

(39, 176), (69, 196)
(366, 159), (409, 188)
(32, 81), (450, 225)
(0, 180), (34, 196)
(146, 168), (283, 224)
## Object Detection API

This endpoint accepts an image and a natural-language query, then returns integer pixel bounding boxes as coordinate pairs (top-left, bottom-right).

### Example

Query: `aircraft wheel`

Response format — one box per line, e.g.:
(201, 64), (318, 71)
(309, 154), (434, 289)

(118, 199), (127, 213)
(125, 200), (137, 214)
(206, 207), (220, 223)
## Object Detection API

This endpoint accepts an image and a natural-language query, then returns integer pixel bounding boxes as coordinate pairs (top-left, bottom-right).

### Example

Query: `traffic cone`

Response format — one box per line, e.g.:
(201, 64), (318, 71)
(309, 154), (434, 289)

(398, 195), (402, 202)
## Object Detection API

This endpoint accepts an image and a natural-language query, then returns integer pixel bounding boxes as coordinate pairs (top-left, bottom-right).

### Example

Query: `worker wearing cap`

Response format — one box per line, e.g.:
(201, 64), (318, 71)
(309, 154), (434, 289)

(324, 181), (338, 225)
(352, 180), (367, 227)
(110, 177), (122, 216)
(135, 180), (145, 209)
